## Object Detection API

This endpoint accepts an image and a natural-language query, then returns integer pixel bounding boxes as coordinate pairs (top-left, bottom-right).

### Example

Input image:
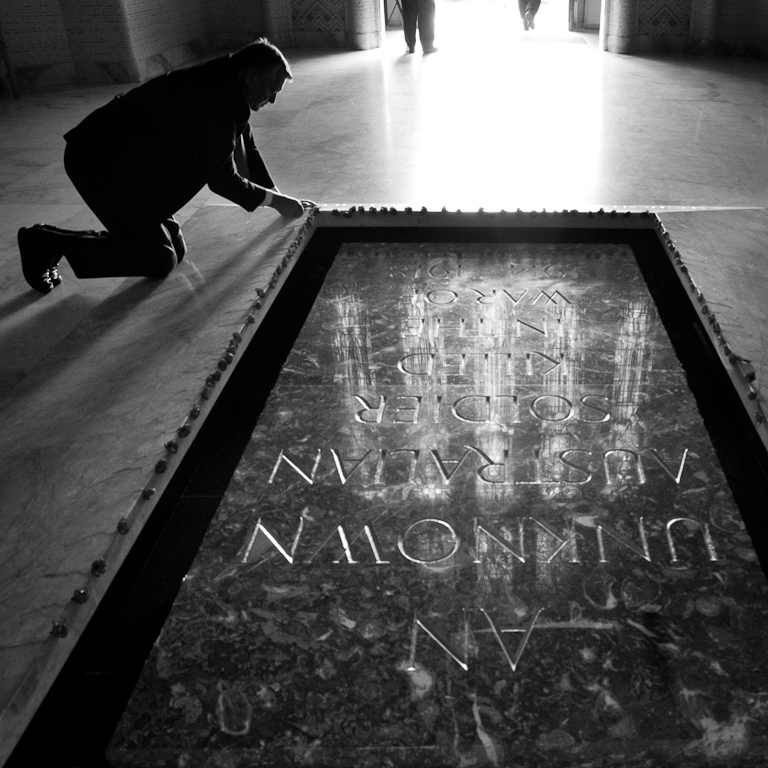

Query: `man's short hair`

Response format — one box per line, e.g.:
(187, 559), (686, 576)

(230, 38), (292, 82)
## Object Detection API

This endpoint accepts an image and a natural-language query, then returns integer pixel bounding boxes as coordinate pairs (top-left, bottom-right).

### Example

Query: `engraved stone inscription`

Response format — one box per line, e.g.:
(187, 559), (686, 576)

(110, 244), (768, 767)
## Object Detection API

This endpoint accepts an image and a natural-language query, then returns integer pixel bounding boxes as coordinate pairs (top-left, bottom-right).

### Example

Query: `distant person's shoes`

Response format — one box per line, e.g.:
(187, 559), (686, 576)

(423, 46), (438, 54)
(525, 10), (535, 29)
(406, 46), (415, 53)
(18, 225), (61, 293)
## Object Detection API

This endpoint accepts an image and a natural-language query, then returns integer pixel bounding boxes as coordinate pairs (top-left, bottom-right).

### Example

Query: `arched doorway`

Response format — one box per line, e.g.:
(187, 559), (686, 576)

(384, 0), (582, 44)
(570, 0), (601, 31)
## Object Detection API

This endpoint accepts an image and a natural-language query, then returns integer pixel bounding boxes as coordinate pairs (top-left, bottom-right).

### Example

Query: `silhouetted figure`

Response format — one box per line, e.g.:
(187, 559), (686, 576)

(18, 39), (312, 295)
(402, 0), (437, 54)
(519, 0), (541, 30)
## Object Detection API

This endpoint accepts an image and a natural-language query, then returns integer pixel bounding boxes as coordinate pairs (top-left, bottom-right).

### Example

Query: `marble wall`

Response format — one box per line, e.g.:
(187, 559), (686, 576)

(344, 0), (383, 49)
(122, 0), (210, 81)
(602, 0), (641, 54)
(688, 0), (718, 55)
(0, 0), (376, 93)
(207, 0), (269, 51)
(718, 0), (768, 57)
(1, 0), (75, 90)
(602, 0), (768, 57)
(58, 0), (141, 82)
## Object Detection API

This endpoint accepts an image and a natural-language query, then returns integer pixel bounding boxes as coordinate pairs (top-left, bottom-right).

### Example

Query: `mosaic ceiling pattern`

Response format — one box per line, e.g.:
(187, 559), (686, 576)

(292, 0), (345, 33)
(639, 0), (691, 38)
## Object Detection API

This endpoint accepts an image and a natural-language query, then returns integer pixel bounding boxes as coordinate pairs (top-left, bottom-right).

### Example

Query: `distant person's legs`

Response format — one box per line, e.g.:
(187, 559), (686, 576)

(519, 0), (541, 30)
(401, 0), (418, 52)
(402, 0), (436, 53)
(418, 0), (437, 52)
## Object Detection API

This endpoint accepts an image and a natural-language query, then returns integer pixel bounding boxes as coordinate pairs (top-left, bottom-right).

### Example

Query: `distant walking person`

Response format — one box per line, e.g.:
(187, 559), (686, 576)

(519, 0), (541, 30)
(402, 0), (437, 54)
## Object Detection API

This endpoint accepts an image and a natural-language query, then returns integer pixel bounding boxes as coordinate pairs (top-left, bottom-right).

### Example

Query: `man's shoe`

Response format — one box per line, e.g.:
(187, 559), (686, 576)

(27, 223), (107, 288)
(423, 46), (438, 54)
(163, 218), (187, 262)
(18, 225), (61, 294)
(406, 46), (415, 54)
(172, 228), (187, 262)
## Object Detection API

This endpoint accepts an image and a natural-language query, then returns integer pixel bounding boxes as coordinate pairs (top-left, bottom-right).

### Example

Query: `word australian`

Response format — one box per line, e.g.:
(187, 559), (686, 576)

(268, 441), (688, 489)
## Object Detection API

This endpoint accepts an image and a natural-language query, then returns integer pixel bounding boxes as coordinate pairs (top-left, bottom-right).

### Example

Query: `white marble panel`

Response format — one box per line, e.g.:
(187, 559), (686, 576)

(659, 209), (768, 389)
(0, 205), (315, 764)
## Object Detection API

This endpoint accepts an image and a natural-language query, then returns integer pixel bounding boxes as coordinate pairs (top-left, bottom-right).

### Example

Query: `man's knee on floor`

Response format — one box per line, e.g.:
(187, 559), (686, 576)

(126, 236), (177, 278)
(131, 225), (179, 278)
(143, 246), (178, 278)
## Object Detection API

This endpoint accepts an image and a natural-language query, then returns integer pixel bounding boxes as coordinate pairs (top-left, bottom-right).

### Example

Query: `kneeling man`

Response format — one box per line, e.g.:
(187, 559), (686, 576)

(19, 38), (311, 293)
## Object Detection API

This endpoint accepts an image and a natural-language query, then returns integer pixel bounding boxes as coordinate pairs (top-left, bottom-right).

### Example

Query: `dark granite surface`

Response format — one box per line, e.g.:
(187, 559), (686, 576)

(109, 243), (768, 766)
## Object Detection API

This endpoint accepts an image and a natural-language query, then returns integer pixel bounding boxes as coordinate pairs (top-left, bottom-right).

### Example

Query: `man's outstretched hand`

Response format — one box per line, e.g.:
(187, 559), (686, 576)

(269, 192), (316, 218)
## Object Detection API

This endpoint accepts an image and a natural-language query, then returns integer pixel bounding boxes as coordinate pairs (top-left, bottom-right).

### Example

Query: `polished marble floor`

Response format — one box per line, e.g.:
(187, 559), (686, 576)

(1, 0), (768, 763)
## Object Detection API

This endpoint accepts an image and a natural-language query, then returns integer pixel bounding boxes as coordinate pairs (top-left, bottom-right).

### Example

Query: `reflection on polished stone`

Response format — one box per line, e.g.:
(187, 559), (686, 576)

(109, 243), (768, 767)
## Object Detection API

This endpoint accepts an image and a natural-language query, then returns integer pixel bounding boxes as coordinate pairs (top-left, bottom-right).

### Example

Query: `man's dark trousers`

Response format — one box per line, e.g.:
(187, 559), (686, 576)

(402, 0), (435, 51)
(62, 140), (179, 279)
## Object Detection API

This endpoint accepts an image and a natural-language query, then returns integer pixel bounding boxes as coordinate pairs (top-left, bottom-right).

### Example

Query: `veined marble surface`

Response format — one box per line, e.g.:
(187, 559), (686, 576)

(0, 0), (767, 761)
(108, 240), (768, 767)
(658, 209), (768, 391)
(0, 205), (315, 763)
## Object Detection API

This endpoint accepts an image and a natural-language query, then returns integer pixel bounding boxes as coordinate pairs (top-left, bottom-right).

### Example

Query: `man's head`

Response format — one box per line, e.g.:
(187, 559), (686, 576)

(232, 39), (292, 111)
